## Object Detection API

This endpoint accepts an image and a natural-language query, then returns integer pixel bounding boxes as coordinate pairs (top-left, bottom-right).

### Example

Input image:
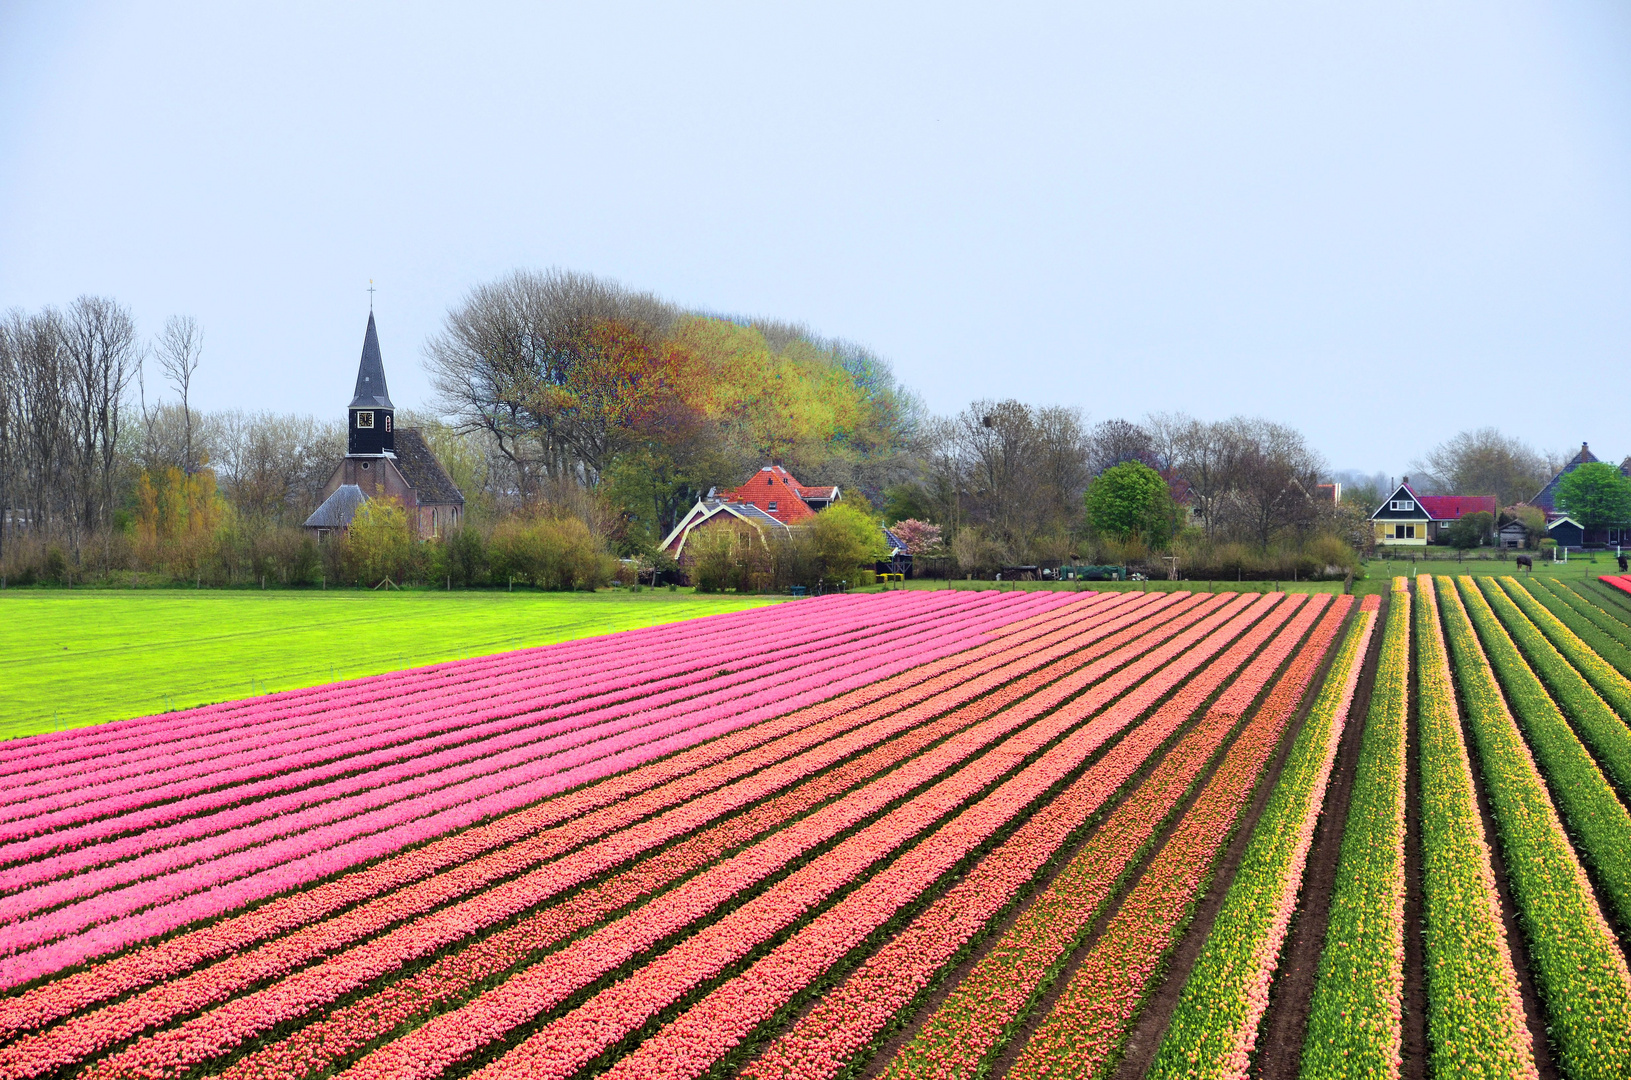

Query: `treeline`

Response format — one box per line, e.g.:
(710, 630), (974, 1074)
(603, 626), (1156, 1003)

(4, 269), (1366, 590)
(883, 406), (1360, 580)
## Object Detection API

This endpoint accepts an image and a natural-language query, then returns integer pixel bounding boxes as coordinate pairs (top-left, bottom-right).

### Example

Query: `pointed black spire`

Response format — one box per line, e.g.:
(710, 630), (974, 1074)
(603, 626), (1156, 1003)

(349, 312), (394, 409)
(347, 313), (395, 455)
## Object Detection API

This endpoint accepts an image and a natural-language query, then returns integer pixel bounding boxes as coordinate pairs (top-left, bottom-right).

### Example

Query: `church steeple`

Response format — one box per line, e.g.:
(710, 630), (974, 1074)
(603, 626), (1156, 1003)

(347, 312), (395, 455)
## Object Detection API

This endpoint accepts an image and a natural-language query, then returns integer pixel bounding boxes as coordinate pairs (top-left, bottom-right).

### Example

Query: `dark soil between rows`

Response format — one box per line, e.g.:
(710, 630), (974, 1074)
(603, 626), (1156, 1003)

(1252, 591), (1388, 1079)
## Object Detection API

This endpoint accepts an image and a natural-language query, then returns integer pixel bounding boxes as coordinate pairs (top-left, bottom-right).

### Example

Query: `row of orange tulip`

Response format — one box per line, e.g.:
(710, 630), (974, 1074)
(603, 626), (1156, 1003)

(1149, 595), (1377, 1080)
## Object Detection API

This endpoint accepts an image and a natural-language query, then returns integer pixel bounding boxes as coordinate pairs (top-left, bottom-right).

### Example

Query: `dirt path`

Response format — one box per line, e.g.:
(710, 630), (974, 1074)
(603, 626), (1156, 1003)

(1253, 592), (1388, 1079)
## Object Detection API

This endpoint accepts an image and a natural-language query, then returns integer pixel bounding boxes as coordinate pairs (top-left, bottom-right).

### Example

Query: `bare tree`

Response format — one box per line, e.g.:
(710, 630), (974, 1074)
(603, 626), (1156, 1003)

(155, 315), (203, 473)
(1086, 418), (1154, 476)
(1220, 418), (1327, 548)
(1412, 428), (1550, 507)
(425, 268), (678, 495)
(211, 411), (344, 525)
(61, 297), (139, 539)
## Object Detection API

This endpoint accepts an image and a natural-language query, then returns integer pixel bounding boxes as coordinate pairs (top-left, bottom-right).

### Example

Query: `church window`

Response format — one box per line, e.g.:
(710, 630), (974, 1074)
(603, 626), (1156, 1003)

(357, 411), (374, 429)
(384, 415), (392, 432)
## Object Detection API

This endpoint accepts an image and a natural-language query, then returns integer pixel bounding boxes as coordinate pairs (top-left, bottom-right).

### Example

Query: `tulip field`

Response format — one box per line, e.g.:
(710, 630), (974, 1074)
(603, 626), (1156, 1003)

(2, 580), (1630, 1079)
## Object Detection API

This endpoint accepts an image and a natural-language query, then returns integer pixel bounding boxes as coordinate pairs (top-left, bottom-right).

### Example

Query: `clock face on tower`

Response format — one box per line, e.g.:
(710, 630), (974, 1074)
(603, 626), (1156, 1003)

(357, 411), (374, 429)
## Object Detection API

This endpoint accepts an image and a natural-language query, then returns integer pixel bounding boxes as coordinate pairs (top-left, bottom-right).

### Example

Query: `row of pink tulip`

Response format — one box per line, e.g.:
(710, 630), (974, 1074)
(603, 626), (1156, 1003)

(0, 593), (978, 884)
(877, 596), (1350, 1080)
(1003, 597), (1357, 1080)
(745, 594), (1327, 1080)
(0, 596), (1133, 1074)
(209, 598), (1166, 1080)
(0, 597), (1049, 947)
(0, 595), (868, 781)
(452, 594), (1283, 1080)
(65, 594), (1184, 1079)
(0, 593), (928, 822)
(4, 594), (980, 804)
(0, 593), (1087, 1013)
(320, 593), (1258, 1080)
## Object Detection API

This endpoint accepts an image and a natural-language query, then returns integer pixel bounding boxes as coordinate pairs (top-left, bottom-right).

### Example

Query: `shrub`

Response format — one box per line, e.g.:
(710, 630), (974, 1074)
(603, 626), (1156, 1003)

(342, 498), (417, 586)
(488, 513), (615, 590)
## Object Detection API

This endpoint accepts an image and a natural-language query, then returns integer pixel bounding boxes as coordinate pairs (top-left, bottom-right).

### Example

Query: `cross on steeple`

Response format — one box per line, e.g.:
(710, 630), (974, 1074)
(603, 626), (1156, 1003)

(367, 280), (376, 310)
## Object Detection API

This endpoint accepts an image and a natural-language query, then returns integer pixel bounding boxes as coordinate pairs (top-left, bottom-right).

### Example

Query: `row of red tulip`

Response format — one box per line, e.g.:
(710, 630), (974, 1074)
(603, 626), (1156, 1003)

(0, 597), (1061, 968)
(875, 595), (1349, 1080)
(998, 596), (1355, 1080)
(0, 593), (929, 842)
(72, 595), (1215, 1079)
(340, 594), (1269, 1080)
(1148, 596), (1377, 1080)
(662, 595), (1324, 1080)
(1600, 573), (1631, 597)
(0, 593), (983, 895)
(210, 597), (1180, 1080)
(0, 594), (1100, 1041)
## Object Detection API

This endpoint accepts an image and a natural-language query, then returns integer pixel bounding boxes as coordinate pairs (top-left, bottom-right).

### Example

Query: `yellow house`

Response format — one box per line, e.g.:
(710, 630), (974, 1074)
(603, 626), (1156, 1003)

(1369, 479), (1497, 547)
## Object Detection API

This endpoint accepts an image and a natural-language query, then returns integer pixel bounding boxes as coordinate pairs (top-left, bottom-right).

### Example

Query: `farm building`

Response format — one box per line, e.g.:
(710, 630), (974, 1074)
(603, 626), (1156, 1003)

(1369, 479), (1496, 546)
(659, 463), (840, 562)
(1528, 442), (1631, 549)
(304, 313), (464, 540)
(1497, 519), (1529, 549)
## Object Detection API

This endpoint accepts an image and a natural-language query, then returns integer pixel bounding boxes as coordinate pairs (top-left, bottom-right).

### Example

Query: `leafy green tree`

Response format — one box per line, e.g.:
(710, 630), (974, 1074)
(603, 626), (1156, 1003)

(810, 502), (885, 585)
(1444, 510), (1493, 549)
(1083, 461), (1174, 543)
(1557, 462), (1631, 529)
(342, 498), (415, 585)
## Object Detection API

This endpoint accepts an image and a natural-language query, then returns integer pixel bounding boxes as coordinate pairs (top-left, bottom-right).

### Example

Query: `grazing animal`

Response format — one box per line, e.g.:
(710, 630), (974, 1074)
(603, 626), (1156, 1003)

(1516, 554), (1533, 572)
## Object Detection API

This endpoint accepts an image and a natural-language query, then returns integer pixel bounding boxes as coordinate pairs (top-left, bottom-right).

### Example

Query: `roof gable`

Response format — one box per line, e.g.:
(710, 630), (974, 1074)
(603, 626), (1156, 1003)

(1370, 483), (1429, 520)
(304, 484), (368, 528)
(392, 429), (464, 507)
(1532, 442), (1600, 512)
(719, 466), (819, 523)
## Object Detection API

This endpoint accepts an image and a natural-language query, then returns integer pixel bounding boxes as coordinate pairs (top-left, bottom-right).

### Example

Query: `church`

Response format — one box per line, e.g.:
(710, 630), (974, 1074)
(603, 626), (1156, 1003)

(304, 313), (465, 540)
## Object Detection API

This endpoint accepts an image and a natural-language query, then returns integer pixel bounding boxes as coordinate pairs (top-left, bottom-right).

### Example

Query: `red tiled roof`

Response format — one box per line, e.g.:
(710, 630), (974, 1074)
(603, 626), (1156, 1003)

(718, 466), (817, 524)
(1416, 495), (1497, 521)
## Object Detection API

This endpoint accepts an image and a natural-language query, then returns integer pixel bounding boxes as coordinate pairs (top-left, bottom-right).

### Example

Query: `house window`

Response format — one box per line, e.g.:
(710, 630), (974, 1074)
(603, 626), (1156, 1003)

(768, 501), (777, 511)
(357, 411), (374, 429)
(1393, 524), (1415, 539)
(1390, 499), (1414, 511)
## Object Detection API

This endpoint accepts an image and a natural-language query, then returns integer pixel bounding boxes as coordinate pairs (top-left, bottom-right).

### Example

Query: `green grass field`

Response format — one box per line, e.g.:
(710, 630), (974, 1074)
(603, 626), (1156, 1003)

(0, 589), (780, 741)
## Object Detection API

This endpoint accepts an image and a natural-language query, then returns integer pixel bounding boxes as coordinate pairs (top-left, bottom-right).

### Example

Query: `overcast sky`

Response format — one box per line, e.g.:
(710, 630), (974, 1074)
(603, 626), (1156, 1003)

(2, 2), (1627, 477)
